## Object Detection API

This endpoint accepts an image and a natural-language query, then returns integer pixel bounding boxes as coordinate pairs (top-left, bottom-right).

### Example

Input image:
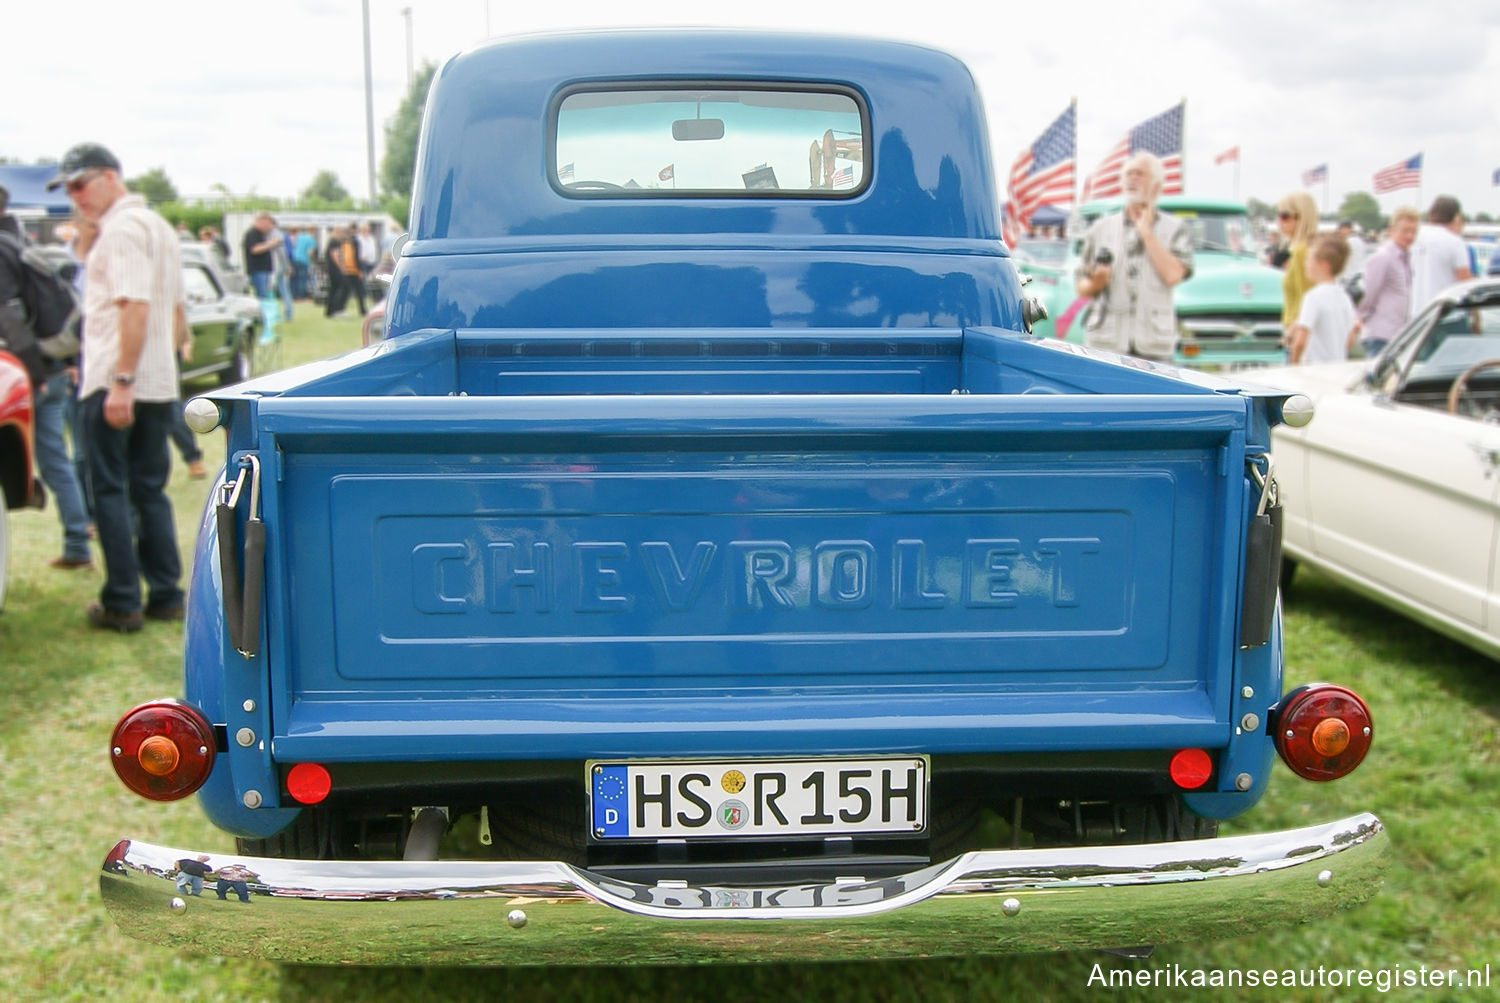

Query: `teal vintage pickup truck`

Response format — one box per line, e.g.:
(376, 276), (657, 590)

(100, 31), (1383, 965)
(1019, 197), (1288, 368)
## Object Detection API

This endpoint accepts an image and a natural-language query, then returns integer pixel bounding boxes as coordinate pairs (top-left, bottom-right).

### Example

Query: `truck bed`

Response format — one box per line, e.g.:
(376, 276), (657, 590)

(228, 327), (1262, 764)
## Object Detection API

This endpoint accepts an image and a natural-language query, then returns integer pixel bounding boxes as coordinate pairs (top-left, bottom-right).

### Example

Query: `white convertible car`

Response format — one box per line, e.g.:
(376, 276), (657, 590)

(1263, 277), (1500, 660)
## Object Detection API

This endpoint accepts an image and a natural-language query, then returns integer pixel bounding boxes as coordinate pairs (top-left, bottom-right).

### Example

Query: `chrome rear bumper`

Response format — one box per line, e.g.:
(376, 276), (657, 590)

(100, 813), (1385, 965)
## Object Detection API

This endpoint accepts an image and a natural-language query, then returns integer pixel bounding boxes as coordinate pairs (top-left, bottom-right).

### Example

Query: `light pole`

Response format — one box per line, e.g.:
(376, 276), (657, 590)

(362, 0), (377, 204)
(400, 7), (414, 88)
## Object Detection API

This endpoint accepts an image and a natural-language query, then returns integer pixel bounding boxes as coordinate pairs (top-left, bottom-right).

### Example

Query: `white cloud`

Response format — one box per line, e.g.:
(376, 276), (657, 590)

(2, 0), (1497, 214)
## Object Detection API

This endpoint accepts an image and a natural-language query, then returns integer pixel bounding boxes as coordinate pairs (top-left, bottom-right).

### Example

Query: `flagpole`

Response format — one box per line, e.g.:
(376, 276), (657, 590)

(1234, 155), (1240, 203)
(1070, 97), (1078, 208)
(1179, 97), (1187, 195)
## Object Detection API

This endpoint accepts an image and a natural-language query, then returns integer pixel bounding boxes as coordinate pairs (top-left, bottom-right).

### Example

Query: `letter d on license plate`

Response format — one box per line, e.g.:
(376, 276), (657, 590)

(588, 757), (927, 840)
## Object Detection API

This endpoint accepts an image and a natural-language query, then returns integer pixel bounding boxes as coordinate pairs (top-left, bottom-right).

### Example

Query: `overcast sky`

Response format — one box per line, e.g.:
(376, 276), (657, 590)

(5, 0), (1498, 218)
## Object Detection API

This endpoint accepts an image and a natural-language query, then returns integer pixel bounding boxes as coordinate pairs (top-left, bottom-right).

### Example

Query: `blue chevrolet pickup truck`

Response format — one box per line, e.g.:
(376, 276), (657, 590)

(101, 31), (1384, 964)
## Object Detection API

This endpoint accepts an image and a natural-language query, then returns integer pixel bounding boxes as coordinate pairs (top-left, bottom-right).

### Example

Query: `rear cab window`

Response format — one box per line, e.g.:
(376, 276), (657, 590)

(552, 84), (868, 197)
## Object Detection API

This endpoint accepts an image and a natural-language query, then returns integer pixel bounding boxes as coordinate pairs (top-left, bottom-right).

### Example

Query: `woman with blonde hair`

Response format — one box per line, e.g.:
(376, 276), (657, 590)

(1275, 191), (1320, 331)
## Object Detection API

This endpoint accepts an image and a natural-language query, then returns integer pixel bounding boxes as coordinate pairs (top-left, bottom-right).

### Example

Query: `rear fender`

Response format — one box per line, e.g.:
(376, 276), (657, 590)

(185, 472), (299, 838)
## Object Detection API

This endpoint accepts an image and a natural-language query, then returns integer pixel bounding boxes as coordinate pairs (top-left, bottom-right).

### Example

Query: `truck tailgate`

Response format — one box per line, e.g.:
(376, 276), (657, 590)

(252, 393), (1247, 760)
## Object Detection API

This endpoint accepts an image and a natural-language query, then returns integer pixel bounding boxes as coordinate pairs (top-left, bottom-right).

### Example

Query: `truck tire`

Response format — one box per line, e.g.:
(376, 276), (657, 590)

(1027, 795), (1218, 847)
(221, 342), (253, 386)
(1280, 556), (1298, 594)
(0, 489), (9, 611)
(494, 796), (589, 865)
(236, 808), (344, 859)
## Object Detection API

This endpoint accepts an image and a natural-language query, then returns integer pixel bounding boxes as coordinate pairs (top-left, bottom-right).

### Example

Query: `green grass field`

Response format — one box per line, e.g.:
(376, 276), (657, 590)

(2, 313), (1496, 1000)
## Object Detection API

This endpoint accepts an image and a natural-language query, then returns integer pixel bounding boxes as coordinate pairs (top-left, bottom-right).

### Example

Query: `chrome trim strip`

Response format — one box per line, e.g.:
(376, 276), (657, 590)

(100, 813), (1385, 964)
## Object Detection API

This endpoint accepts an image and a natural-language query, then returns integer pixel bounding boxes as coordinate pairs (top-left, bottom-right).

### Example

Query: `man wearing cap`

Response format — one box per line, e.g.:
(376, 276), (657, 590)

(49, 143), (187, 632)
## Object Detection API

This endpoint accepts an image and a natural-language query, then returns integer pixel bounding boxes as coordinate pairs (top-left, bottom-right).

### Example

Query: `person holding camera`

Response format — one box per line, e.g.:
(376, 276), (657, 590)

(1073, 152), (1194, 362)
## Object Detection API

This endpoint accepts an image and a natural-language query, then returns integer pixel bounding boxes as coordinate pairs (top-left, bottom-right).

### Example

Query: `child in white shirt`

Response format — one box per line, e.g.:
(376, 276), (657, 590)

(1288, 233), (1357, 364)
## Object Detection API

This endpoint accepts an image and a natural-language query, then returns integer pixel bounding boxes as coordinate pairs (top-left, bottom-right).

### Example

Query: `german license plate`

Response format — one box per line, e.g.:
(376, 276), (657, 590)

(588, 757), (927, 839)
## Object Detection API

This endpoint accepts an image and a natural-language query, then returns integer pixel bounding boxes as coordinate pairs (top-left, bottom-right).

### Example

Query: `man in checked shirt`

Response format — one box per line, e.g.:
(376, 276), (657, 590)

(48, 143), (187, 633)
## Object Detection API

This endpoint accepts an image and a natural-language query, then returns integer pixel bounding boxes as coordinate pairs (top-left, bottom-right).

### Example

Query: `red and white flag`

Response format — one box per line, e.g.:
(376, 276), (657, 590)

(1081, 102), (1184, 201)
(1214, 146), (1239, 166)
(658, 164), (675, 182)
(1373, 153), (1422, 194)
(1007, 102), (1075, 229)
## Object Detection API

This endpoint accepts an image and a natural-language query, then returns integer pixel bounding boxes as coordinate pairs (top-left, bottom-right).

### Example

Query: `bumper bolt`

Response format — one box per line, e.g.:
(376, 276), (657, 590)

(1234, 773), (1254, 791)
(243, 789), (263, 808)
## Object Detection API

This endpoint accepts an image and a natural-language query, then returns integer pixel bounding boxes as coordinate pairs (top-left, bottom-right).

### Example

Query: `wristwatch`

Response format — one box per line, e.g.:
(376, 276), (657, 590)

(113, 372), (135, 387)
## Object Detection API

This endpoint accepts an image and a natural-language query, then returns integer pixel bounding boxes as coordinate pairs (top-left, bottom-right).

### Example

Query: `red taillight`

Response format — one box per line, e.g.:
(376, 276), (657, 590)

(287, 762), (332, 804)
(110, 700), (216, 801)
(1169, 748), (1213, 789)
(1274, 684), (1372, 781)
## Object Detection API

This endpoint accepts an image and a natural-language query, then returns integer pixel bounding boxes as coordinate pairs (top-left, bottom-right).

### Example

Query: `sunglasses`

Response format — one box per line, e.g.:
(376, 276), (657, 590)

(66, 170), (102, 194)
(1276, 211), (1298, 221)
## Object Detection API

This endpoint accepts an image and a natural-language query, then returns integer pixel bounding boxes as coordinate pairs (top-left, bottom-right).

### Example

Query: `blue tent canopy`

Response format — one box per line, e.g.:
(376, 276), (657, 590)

(0, 164), (72, 216)
(1029, 203), (1070, 227)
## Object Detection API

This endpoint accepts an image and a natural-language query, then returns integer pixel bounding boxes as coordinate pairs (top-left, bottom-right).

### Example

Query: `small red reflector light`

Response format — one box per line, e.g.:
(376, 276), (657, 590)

(287, 763), (332, 804)
(110, 700), (216, 801)
(1169, 748), (1213, 789)
(1275, 684), (1372, 781)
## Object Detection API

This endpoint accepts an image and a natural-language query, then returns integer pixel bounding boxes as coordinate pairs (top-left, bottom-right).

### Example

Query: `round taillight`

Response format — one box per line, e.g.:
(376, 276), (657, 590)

(287, 762), (332, 804)
(1169, 748), (1213, 790)
(110, 700), (216, 801)
(1274, 684), (1372, 781)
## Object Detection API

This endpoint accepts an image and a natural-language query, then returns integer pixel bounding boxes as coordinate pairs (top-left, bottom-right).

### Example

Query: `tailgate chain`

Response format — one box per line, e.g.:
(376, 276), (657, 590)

(217, 454), (265, 658)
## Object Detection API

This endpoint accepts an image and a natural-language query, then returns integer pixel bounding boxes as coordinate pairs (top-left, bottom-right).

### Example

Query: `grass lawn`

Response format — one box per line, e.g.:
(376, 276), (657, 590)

(2, 312), (1497, 1001)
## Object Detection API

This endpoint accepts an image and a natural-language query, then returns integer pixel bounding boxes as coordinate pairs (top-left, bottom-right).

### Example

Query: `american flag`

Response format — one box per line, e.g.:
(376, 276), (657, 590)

(831, 165), (855, 188)
(1373, 153), (1422, 194)
(1302, 164), (1327, 186)
(1081, 102), (1184, 201)
(658, 163), (675, 182)
(1214, 146), (1239, 165)
(558, 162), (575, 181)
(1007, 103), (1075, 228)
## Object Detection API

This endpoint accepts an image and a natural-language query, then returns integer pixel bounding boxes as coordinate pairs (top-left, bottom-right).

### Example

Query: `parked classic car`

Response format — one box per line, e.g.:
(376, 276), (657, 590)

(179, 248), (261, 385)
(1016, 197), (1286, 367)
(0, 349), (38, 611)
(1266, 276), (1500, 659)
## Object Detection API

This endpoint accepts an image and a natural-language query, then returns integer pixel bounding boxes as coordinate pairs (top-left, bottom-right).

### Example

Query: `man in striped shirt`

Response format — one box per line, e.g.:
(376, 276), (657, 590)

(48, 143), (187, 632)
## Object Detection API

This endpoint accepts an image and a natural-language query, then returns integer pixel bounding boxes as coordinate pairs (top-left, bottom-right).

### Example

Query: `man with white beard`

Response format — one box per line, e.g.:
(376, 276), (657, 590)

(1074, 152), (1195, 362)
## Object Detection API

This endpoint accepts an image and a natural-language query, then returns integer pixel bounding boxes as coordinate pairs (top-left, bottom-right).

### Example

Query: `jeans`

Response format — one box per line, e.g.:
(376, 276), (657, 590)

(249, 270), (272, 299)
(35, 371), (92, 562)
(276, 268), (294, 321)
(170, 408), (203, 464)
(175, 872), (204, 896)
(216, 879), (250, 902)
(81, 391), (184, 614)
(291, 261), (310, 299)
(1360, 338), (1390, 360)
